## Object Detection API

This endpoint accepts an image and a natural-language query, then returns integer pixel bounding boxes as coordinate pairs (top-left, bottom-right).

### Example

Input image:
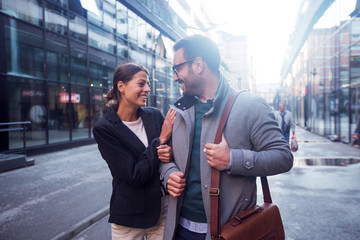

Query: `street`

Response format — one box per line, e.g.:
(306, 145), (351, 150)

(0, 127), (359, 240)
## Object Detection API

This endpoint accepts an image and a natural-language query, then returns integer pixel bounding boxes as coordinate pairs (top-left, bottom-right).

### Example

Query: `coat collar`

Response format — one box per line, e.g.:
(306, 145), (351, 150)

(173, 74), (234, 111)
(105, 105), (157, 149)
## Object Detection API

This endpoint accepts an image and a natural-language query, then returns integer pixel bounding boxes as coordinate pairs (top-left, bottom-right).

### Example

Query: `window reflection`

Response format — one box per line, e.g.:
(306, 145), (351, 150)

(69, 12), (87, 42)
(47, 48), (68, 83)
(129, 44), (146, 66)
(89, 25), (116, 54)
(45, 1), (67, 35)
(103, 0), (116, 30)
(116, 3), (128, 38)
(128, 10), (138, 43)
(90, 88), (106, 137)
(71, 85), (90, 140)
(1, 0), (43, 26)
(117, 37), (128, 58)
(5, 24), (44, 78)
(138, 18), (147, 48)
(8, 77), (46, 148)
(89, 52), (113, 89)
(146, 24), (155, 51)
(48, 82), (70, 143)
(70, 48), (87, 85)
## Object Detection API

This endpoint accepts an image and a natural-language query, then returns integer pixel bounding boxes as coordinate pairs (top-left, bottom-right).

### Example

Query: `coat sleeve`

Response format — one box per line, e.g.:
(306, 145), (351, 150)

(229, 97), (293, 176)
(93, 122), (161, 188)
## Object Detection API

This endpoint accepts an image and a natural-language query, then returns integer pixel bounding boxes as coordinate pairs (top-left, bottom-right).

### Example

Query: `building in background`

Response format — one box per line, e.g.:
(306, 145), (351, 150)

(0, 0), (187, 154)
(216, 32), (254, 91)
(280, 0), (360, 143)
(169, 1), (254, 92)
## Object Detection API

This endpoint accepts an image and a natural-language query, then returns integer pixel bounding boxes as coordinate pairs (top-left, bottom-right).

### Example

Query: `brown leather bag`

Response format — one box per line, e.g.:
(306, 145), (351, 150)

(210, 91), (285, 240)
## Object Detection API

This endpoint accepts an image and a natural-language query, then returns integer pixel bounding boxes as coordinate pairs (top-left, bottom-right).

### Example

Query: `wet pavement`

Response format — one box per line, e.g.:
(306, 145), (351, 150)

(0, 127), (359, 240)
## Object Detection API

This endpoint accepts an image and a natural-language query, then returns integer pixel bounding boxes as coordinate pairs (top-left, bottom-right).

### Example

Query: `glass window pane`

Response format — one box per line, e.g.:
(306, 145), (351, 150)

(88, 2), (102, 27)
(339, 88), (350, 142)
(47, 50), (68, 82)
(5, 23), (44, 78)
(45, 1), (68, 36)
(138, 17), (147, 48)
(48, 82), (70, 143)
(90, 88), (106, 137)
(48, 0), (68, 9)
(117, 37), (128, 58)
(103, 0), (116, 30)
(8, 77), (46, 148)
(89, 62), (112, 89)
(71, 85), (90, 140)
(146, 24), (154, 51)
(146, 52), (153, 67)
(89, 49), (115, 88)
(128, 10), (138, 43)
(89, 25), (116, 54)
(69, 12), (87, 42)
(129, 44), (146, 66)
(70, 48), (87, 85)
(116, 3), (127, 38)
(46, 38), (68, 82)
(155, 57), (166, 73)
(1, 0), (43, 26)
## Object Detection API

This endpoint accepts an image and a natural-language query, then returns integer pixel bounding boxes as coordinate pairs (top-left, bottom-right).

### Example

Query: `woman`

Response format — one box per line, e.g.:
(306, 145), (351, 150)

(93, 63), (176, 240)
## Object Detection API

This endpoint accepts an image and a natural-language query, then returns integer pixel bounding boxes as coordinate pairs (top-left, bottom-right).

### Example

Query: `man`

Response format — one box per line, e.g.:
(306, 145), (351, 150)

(160, 35), (293, 240)
(274, 103), (295, 142)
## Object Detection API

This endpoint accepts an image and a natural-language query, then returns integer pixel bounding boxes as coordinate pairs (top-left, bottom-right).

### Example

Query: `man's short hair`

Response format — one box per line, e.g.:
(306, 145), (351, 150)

(173, 35), (221, 74)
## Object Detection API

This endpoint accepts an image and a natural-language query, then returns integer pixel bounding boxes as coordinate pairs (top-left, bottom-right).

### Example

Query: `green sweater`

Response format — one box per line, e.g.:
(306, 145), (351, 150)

(180, 100), (212, 223)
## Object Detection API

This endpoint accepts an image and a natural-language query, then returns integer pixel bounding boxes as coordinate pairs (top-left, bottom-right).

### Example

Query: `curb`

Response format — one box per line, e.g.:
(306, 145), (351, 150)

(49, 206), (109, 240)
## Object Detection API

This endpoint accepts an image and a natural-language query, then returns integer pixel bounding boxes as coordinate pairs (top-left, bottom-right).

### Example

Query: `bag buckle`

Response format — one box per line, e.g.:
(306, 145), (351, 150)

(208, 188), (220, 196)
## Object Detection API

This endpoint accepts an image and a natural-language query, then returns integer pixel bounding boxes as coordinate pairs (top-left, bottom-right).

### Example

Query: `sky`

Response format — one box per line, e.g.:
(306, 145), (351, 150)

(194, 0), (302, 84)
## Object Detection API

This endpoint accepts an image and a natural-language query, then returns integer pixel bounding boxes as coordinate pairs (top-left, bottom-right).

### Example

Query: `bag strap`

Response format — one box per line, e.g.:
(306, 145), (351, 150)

(209, 90), (273, 239)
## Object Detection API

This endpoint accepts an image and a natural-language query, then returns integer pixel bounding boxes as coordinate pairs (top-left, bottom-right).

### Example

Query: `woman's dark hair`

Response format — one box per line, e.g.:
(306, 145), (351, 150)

(104, 62), (149, 107)
(173, 34), (221, 75)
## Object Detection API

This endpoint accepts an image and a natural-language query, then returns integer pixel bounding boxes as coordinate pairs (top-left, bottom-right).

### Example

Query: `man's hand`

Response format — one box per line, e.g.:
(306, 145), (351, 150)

(204, 134), (230, 171)
(167, 171), (186, 198)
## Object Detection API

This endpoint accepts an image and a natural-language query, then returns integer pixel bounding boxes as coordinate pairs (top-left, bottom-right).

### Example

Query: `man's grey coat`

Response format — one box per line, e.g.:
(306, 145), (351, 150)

(160, 76), (293, 240)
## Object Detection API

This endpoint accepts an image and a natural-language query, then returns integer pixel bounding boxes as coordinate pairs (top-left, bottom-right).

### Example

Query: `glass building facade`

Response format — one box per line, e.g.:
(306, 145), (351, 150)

(281, 0), (360, 143)
(0, 0), (185, 153)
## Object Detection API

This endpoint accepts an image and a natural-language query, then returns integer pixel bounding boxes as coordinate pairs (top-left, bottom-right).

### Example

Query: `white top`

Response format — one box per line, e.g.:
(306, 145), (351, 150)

(122, 117), (148, 147)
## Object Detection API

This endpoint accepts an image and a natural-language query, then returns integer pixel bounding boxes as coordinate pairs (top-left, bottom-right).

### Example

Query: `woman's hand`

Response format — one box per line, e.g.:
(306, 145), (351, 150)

(159, 109), (176, 144)
(157, 144), (173, 163)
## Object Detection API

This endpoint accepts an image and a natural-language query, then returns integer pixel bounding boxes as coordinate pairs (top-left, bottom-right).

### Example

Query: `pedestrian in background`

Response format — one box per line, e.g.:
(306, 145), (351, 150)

(352, 117), (360, 146)
(274, 102), (295, 142)
(93, 63), (176, 240)
(160, 35), (293, 240)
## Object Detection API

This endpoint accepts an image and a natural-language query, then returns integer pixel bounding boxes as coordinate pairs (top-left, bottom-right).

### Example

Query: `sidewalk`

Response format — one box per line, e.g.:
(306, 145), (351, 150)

(0, 144), (112, 240)
(292, 127), (360, 160)
(0, 127), (359, 240)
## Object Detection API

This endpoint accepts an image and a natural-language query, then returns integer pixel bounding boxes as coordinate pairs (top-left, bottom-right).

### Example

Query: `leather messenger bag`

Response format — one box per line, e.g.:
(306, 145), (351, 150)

(210, 91), (285, 240)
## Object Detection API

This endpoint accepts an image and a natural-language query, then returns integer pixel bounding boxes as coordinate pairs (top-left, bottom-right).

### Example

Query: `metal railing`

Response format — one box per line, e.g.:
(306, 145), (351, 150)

(0, 121), (31, 156)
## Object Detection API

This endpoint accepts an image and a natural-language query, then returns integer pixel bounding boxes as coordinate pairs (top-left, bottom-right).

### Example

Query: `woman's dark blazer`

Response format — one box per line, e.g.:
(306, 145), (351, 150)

(93, 105), (165, 228)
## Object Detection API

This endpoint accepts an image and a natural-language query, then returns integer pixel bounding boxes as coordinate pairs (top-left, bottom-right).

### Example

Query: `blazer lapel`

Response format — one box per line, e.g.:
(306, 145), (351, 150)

(139, 108), (158, 144)
(106, 106), (146, 157)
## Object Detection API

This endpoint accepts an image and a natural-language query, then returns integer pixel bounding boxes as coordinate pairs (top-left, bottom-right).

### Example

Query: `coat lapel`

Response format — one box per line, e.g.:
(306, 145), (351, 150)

(171, 106), (194, 173)
(139, 108), (158, 145)
(105, 106), (146, 157)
